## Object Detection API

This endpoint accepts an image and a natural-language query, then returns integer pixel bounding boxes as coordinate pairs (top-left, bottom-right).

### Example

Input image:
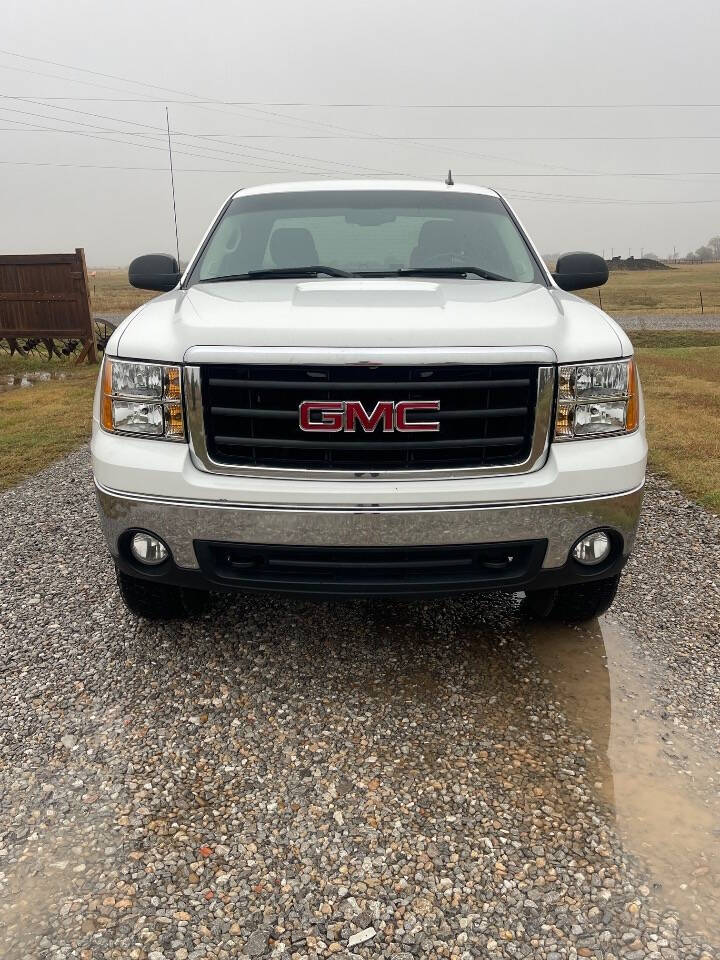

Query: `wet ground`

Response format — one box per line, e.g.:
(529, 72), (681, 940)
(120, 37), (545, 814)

(532, 621), (720, 941)
(1, 449), (719, 959)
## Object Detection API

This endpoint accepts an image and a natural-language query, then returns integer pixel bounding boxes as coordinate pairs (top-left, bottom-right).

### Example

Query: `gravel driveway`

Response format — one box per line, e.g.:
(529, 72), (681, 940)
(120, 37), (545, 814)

(1, 450), (719, 960)
(614, 314), (720, 331)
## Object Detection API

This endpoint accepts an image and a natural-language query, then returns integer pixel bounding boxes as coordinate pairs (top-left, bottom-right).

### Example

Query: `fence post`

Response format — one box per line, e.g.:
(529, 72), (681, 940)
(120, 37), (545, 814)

(598, 289), (603, 309)
(700, 290), (704, 314)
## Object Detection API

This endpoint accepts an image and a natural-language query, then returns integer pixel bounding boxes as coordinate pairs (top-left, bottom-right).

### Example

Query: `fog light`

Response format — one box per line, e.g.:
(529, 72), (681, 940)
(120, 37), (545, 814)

(130, 532), (169, 565)
(572, 531), (611, 566)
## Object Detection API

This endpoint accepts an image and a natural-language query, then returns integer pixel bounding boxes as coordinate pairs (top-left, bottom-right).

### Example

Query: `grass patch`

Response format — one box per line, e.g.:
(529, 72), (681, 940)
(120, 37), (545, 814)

(90, 268), (155, 314)
(577, 262), (720, 315)
(627, 330), (720, 350)
(637, 345), (720, 512)
(0, 367), (98, 491)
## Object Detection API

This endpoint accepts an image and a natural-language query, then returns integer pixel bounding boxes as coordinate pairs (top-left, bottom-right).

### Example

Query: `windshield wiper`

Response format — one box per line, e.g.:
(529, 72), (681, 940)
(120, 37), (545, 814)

(198, 266), (353, 283)
(393, 266), (513, 282)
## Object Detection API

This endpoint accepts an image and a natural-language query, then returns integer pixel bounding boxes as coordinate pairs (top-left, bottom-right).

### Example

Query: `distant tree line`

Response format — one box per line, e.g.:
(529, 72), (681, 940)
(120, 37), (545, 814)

(683, 236), (720, 261)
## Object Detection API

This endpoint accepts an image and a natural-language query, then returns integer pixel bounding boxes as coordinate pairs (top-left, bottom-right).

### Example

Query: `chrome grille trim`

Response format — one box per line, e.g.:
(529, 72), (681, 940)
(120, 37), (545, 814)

(185, 357), (555, 482)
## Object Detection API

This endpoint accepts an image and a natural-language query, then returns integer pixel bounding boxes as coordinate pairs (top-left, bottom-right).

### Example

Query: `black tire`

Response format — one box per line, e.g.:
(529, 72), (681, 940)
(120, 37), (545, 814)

(525, 573), (621, 623)
(116, 567), (210, 621)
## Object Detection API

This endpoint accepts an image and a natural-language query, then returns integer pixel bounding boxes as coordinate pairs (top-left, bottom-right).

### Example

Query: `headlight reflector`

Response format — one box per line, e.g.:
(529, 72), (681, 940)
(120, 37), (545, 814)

(111, 400), (165, 436)
(101, 359), (185, 440)
(574, 400), (627, 436)
(112, 361), (163, 399)
(555, 359), (638, 440)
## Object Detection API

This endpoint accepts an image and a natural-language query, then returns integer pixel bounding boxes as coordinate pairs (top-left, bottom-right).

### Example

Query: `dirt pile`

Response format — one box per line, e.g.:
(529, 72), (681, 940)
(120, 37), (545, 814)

(607, 257), (671, 271)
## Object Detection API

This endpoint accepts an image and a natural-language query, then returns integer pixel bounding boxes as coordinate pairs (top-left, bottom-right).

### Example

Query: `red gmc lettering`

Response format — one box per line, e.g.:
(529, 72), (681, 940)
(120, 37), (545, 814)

(395, 400), (441, 432)
(299, 400), (344, 432)
(299, 400), (441, 432)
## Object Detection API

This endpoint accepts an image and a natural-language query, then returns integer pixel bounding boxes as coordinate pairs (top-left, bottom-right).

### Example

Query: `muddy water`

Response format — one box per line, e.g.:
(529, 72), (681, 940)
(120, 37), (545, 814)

(531, 618), (720, 939)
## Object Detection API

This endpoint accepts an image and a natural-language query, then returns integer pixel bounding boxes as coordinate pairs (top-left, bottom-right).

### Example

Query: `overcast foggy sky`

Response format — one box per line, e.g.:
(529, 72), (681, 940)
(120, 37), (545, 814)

(2, 0), (719, 265)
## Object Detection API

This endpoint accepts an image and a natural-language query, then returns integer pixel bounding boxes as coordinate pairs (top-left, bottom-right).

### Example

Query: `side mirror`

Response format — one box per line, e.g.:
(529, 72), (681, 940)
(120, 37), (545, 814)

(129, 254), (181, 292)
(552, 252), (608, 292)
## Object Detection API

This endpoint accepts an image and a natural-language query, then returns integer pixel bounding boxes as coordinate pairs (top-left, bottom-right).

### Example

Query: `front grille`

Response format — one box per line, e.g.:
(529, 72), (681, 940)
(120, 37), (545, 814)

(194, 540), (548, 596)
(200, 363), (539, 471)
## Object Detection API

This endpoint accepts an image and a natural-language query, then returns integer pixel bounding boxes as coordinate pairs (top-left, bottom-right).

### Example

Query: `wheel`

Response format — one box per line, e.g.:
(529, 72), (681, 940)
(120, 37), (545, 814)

(116, 567), (210, 620)
(524, 573), (621, 623)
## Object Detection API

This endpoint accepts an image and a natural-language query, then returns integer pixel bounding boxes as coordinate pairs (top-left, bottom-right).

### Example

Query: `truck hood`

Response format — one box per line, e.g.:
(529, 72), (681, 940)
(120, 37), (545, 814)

(111, 278), (630, 364)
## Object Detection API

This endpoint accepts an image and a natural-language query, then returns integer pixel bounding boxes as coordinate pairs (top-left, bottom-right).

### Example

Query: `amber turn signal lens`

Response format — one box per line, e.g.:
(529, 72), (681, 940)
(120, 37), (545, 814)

(165, 366), (182, 400)
(101, 359), (114, 431)
(625, 359), (639, 432)
(164, 401), (185, 438)
(555, 401), (574, 438)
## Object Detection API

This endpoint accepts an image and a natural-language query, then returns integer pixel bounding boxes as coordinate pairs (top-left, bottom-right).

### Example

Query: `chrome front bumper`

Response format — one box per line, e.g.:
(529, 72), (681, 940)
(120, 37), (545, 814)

(95, 481), (644, 571)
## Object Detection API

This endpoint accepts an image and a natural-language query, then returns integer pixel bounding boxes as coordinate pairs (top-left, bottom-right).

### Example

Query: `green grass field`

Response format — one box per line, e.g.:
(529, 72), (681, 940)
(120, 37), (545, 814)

(89, 262), (720, 317)
(634, 335), (720, 511)
(577, 262), (720, 315)
(0, 365), (98, 490)
(90, 268), (155, 314)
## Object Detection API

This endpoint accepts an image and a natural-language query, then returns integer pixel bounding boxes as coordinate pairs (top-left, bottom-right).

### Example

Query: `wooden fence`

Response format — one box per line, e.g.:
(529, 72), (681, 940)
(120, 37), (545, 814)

(0, 248), (97, 363)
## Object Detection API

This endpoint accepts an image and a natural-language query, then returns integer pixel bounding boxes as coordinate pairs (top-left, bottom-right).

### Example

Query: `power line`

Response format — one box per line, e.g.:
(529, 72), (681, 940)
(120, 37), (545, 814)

(0, 110), (327, 173)
(3, 157), (720, 203)
(3, 113), (716, 180)
(0, 100), (394, 177)
(0, 50), (652, 181)
(2, 49), (717, 190)
(4, 129), (720, 142)
(0, 58), (413, 170)
(3, 106), (718, 194)
(1, 93), (720, 108)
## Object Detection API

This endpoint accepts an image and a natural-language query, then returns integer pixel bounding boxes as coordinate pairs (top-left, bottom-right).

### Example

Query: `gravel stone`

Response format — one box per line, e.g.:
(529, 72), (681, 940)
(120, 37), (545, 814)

(244, 929), (269, 956)
(347, 928), (376, 947)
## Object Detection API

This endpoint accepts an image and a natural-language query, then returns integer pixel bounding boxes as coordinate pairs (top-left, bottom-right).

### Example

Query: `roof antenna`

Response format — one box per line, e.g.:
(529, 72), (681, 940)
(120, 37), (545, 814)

(445, 169), (454, 186)
(165, 106), (180, 265)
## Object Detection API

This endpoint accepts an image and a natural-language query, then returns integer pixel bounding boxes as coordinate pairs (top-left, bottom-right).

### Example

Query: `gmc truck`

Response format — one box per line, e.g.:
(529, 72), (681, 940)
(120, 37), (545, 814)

(92, 180), (646, 621)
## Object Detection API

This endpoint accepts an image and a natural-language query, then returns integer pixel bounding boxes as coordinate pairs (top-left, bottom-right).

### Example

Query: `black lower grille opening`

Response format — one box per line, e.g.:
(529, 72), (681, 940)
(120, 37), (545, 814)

(194, 540), (548, 596)
(200, 363), (539, 471)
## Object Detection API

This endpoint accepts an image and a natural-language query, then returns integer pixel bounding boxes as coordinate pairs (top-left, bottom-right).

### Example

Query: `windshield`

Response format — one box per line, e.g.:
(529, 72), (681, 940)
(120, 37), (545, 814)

(188, 190), (546, 285)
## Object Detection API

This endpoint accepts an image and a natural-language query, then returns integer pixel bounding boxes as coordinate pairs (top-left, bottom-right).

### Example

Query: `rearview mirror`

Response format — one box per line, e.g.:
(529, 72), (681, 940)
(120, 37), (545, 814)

(129, 254), (181, 292)
(552, 252), (608, 292)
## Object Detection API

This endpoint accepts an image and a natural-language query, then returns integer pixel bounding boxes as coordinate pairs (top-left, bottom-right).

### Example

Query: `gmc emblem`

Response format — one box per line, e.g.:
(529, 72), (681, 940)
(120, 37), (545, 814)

(299, 400), (441, 433)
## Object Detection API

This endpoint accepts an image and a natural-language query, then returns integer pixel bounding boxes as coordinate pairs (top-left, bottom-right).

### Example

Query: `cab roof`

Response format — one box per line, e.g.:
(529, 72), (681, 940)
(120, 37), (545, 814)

(231, 179), (500, 199)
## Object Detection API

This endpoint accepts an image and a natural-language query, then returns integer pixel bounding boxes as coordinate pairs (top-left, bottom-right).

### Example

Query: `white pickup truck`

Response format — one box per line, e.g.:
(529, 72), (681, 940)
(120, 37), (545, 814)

(92, 180), (646, 621)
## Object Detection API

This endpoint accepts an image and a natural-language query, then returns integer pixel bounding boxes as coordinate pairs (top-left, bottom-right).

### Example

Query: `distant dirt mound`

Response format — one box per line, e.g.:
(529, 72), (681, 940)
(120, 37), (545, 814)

(607, 257), (671, 271)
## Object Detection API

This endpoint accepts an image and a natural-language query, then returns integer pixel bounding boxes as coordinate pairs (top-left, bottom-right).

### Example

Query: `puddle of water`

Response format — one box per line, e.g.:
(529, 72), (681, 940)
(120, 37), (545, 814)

(531, 618), (720, 939)
(0, 371), (67, 393)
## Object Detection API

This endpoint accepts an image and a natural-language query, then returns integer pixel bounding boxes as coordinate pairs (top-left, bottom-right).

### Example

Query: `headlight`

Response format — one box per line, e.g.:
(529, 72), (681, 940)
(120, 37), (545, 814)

(100, 359), (185, 440)
(555, 359), (639, 440)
